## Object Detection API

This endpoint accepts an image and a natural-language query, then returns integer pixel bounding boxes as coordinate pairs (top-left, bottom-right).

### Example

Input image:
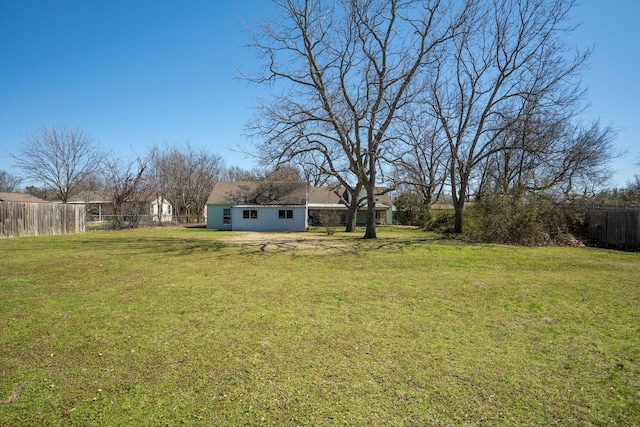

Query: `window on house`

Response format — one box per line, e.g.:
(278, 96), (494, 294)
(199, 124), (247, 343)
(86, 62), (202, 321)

(278, 209), (294, 219)
(243, 209), (258, 219)
(223, 208), (231, 224)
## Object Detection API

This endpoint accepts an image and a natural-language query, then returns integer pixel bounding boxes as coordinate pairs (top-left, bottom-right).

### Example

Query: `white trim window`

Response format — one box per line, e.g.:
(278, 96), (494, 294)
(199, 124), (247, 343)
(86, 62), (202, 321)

(243, 209), (258, 219)
(278, 209), (293, 219)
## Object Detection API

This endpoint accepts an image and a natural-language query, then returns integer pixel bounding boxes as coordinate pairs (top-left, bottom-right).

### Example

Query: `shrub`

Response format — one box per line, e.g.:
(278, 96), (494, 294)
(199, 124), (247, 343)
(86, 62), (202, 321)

(316, 210), (341, 235)
(393, 192), (431, 227)
(425, 210), (456, 234)
(464, 195), (584, 246)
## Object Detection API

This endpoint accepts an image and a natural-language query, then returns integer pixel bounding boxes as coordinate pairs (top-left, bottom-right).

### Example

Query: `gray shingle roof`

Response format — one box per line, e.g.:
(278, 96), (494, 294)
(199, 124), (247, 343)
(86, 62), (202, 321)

(206, 182), (308, 206)
(207, 182), (393, 208)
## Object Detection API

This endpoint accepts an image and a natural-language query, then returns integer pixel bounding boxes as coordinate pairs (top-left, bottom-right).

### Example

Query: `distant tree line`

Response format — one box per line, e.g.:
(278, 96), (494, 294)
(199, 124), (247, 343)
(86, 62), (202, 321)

(4, 125), (273, 228)
(591, 176), (640, 206)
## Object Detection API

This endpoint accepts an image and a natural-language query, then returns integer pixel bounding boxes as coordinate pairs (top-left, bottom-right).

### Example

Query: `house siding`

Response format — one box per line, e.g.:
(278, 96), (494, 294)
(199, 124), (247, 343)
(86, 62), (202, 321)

(207, 205), (232, 230)
(150, 197), (173, 223)
(231, 206), (307, 232)
(207, 205), (307, 231)
(354, 208), (393, 225)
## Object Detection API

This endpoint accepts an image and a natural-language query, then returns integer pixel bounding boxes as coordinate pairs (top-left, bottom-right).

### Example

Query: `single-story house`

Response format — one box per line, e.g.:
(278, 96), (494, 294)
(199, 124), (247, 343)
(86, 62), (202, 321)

(66, 191), (173, 223)
(307, 186), (393, 226)
(66, 191), (113, 221)
(206, 181), (308, 231)
(206, 182), (393, 231)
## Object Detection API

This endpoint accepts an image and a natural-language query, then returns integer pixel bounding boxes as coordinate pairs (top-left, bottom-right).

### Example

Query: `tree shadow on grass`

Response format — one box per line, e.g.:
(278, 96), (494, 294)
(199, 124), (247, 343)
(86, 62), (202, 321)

(75, 228), (444, 258)
(76, 230), (229, 257)
(225, 232), (443, 255)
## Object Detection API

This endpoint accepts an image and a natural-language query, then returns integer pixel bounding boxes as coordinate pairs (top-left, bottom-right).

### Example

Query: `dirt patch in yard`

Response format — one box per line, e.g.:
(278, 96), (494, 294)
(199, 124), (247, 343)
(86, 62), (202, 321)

(219, 229), (436, 253)
(222, 231), (355, 254)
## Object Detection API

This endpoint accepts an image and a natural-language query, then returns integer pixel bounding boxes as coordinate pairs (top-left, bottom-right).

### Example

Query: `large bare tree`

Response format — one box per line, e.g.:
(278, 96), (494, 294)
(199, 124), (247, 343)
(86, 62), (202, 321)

(247, 0), (464, 238)
(12, 125), (104, 203)
(428, 0), (593, 232)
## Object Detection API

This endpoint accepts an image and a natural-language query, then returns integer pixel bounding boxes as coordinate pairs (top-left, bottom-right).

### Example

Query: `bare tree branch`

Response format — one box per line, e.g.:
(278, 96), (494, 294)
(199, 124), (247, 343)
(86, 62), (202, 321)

(12, 125), (104, 203)
(150, 144), (224, 223)
(0, 170), (22, 193)
(245, 0), (462, 238)
(429, 0), (591, 232)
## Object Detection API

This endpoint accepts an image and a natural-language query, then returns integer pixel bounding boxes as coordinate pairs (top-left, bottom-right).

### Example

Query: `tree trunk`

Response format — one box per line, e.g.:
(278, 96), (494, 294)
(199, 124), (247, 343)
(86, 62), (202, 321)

(363, 192), (377, 239)
(344, 202), (358, 232)
(363, 180), (377, 239)
(453, 199), (464, 234)
(452, 179), (468, 233)
(451, 165), (467, 234)
(343, 183), (362, 232)
(422, 202), (432, 229)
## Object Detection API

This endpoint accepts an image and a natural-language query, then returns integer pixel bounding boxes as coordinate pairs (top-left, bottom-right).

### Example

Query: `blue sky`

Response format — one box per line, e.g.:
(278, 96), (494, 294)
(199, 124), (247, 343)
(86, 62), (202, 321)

(0, 0), (638, 188)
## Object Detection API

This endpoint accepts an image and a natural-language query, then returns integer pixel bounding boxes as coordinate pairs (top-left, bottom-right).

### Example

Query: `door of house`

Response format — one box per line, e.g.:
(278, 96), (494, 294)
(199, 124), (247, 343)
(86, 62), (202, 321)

(377, 210), (386, 225)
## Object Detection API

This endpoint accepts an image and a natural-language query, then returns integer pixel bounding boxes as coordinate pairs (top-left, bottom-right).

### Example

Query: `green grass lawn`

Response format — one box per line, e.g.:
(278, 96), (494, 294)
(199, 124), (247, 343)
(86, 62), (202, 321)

(1, 227), (638, 426)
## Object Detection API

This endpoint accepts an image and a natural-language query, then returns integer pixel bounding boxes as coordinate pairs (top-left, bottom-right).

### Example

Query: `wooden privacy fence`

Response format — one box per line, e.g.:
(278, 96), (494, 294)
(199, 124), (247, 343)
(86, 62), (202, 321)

(584, 206), (640, 250)
(0, 202), (86, 238)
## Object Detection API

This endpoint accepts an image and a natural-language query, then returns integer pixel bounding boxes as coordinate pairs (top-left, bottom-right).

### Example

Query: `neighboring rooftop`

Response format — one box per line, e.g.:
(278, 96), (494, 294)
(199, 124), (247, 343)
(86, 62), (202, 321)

(0, 192), (47, 203)
(67, 191), (111, 204)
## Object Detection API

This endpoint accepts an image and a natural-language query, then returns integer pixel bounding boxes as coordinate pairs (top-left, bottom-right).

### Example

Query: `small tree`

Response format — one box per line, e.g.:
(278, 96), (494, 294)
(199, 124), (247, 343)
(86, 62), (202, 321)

(316, 210), (341, 235)
(220, 166), (257, 182)
(102, 155), (148, 229)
